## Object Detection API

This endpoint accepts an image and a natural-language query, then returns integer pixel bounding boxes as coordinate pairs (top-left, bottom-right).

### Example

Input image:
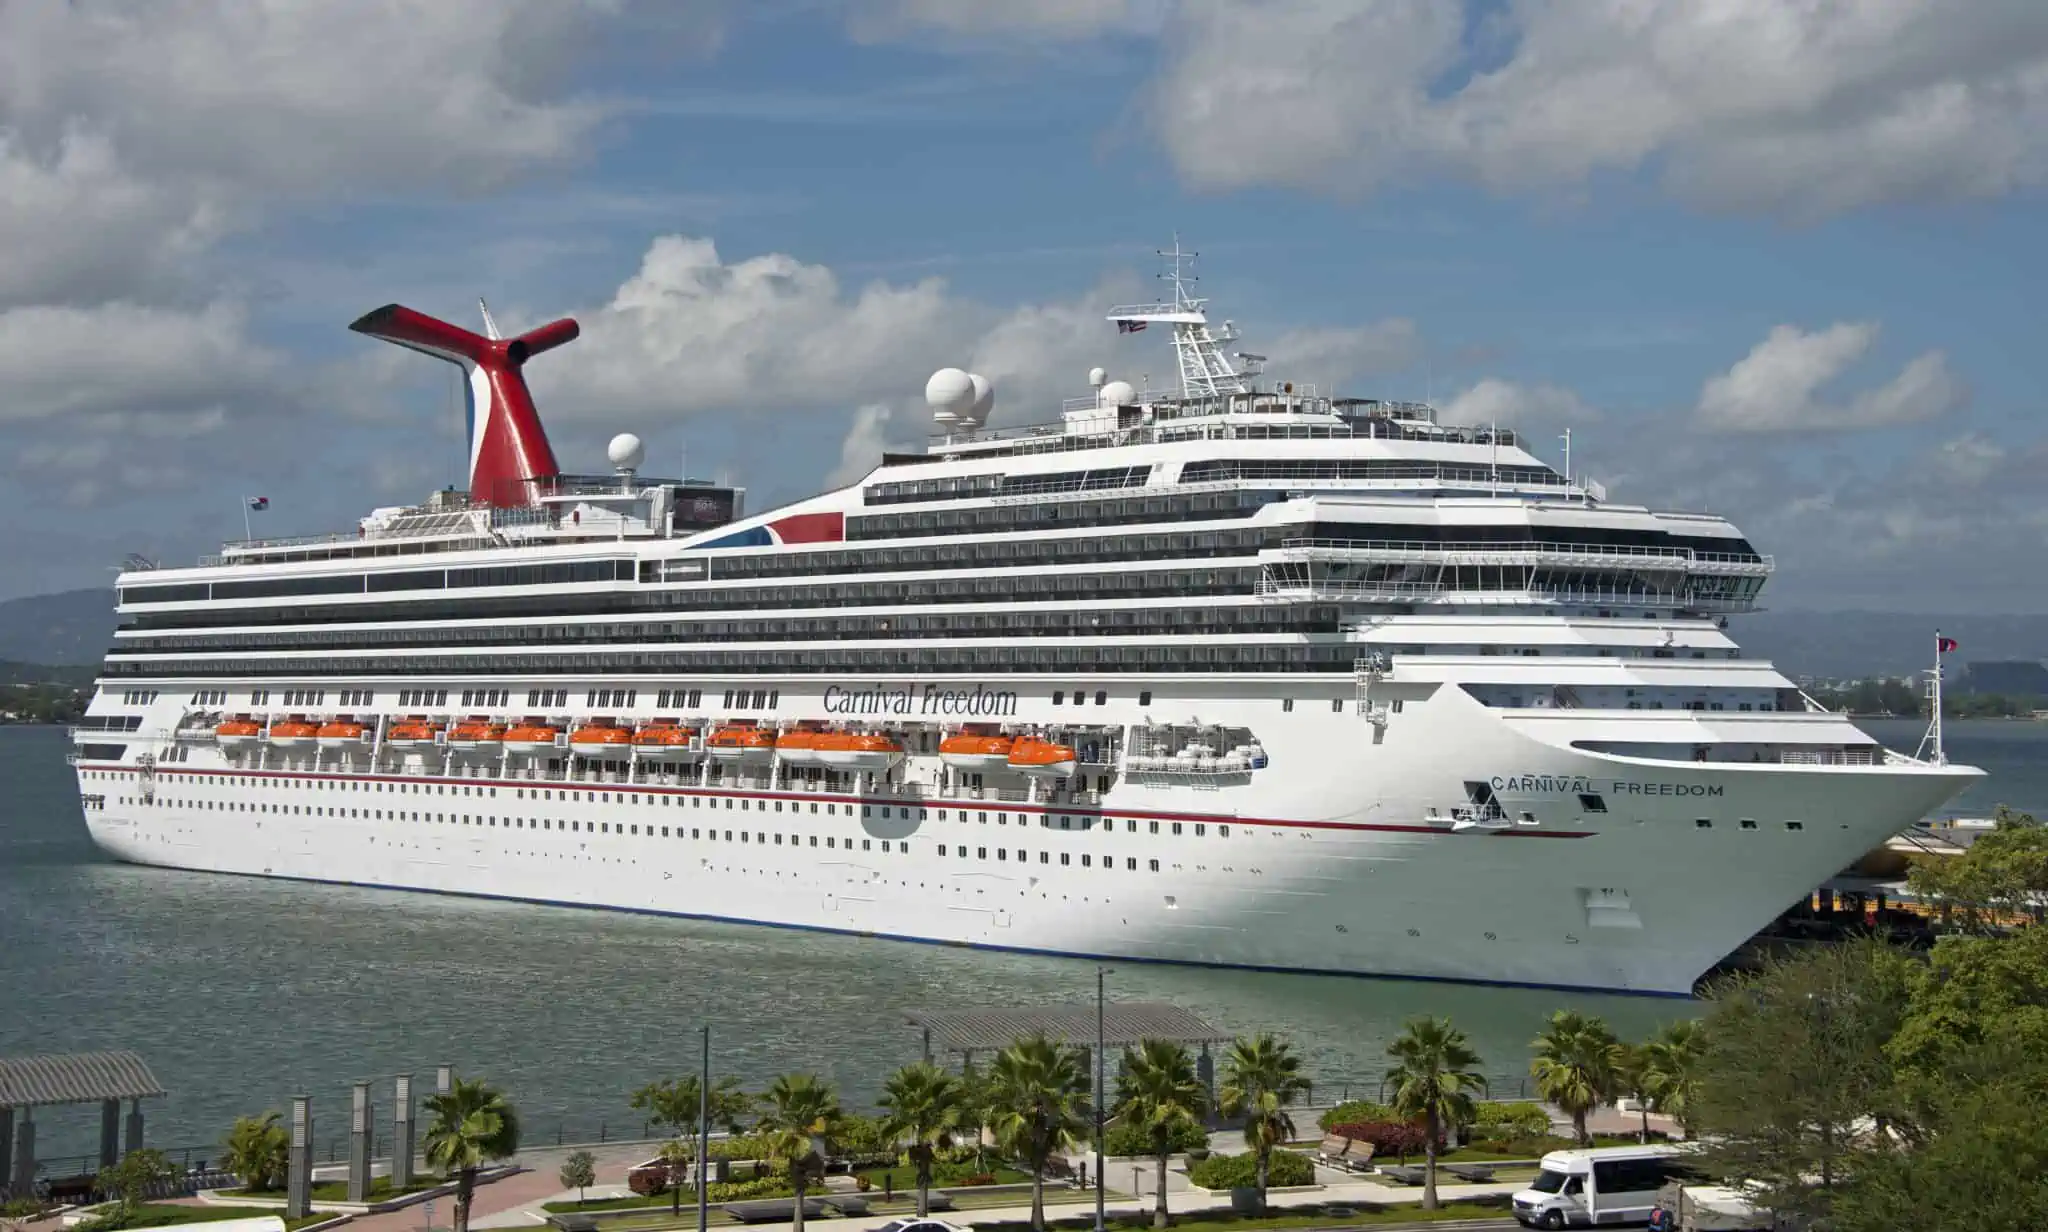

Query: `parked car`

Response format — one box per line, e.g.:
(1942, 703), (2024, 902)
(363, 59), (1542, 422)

(874, 1219), (975, 1232)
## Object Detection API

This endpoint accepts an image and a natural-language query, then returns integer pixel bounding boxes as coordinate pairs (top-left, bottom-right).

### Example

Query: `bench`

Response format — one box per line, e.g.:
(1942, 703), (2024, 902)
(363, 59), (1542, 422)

(1317, 1136), (1376, 1172)
(1442, 1163), (1496, 1184)
(1376, 1165), (1426, 1186)
(723, 1198), (830, 1223)
(823, 1196), (870, 1217)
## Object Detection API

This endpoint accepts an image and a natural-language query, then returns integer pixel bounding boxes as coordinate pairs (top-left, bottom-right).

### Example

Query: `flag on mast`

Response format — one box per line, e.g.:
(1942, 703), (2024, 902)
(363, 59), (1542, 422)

(1937, 634), (1958, 654)
(246, 496), (269, 511)
(1116, 320), (1147, 334)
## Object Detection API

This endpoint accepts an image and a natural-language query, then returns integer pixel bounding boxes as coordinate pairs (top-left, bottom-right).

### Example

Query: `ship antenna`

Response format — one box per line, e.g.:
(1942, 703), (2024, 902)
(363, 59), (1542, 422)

(1105, 236), (1247, 400)
(1915, 631), (1949, 766)
(478, 298), (504, 341)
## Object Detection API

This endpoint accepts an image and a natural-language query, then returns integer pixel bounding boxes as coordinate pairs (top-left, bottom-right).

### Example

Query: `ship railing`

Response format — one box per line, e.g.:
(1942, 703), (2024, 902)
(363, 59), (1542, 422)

(1778, 747), (1885, 767)
(1273, 538), (1774, 572)
(1254, 576), (1761, 612)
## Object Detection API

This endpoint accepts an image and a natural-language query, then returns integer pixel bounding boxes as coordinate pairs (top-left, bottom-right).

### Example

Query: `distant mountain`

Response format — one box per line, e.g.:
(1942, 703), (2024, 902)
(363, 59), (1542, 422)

(1736, 611), (2048, 680)
(0, 588), (116, 667)
(0, 660), (97, 687)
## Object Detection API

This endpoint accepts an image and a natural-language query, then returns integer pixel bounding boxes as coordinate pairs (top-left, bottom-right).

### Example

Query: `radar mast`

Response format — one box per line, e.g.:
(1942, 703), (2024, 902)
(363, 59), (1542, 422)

(1107, 236), (1248, 399)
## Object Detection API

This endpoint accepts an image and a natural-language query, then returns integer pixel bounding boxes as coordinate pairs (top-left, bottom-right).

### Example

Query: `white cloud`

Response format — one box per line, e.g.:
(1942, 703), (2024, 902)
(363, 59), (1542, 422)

(826, 403), (899, 488)
(1142, 0), (2048, 216)
(1695, 323), (1968, 433)
(0, 301), (287, 425)
(1263, 321), (1420, 395)
(1442, 378), (1599, 427)
(847, 0), (1164, 44)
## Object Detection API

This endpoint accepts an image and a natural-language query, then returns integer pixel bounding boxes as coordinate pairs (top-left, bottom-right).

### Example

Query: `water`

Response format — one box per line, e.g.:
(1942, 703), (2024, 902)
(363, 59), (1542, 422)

(6, 720), (2040, 1161)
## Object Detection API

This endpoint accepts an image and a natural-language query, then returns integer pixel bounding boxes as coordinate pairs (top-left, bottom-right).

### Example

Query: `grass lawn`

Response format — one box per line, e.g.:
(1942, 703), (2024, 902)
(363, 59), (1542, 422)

(855, 1164), (1033, 1191)
(221, 1178), (442, 1203)
(975, 1200), (1515, 1232)
(97, 1204), (342, 1230)
(541, 1184), (1127, 1224)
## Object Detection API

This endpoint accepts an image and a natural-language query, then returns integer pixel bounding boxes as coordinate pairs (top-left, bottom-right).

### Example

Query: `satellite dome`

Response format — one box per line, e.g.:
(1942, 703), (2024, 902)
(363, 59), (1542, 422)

(607, 432), (646, 471)
(1098, 379), (1136, 408)
(925, 368), (975, 417)
(1087, 366), (1107, 388)
(967, 373), (994, 422)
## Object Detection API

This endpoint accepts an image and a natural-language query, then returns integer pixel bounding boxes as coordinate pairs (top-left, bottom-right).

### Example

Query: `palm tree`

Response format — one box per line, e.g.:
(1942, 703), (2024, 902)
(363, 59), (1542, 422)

(631, 1075), (754, 1138)
(756, 1074), (843, 1232)
(1117, 1039), (1209, 1228)
(422, 1077), (521, 1232)
(1386, 1017), (1486, 1211)
(878, 1062), (966, 1217)
(1613, 1044), (1656, 1144)
(222, 1111), (290, 1192)
(1217, 1033), (1310, 1213)
(1639, 1020), (1707, 1135)
(986, 1033), (1093, 1232)
(1530, 1011), (1621, 1146)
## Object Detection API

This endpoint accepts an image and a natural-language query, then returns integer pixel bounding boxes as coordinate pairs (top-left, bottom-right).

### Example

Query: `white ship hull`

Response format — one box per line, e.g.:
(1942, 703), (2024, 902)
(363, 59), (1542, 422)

(74, 681), (1974, 995)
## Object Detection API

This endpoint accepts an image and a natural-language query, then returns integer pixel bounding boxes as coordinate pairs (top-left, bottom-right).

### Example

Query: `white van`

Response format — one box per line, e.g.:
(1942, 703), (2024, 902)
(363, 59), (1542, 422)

(1512, 1145), (1689, 1228)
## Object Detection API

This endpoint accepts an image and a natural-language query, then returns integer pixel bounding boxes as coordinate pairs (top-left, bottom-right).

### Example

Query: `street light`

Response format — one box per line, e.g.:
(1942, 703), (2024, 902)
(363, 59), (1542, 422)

(1095, 966), (1111, 1232)
(697, 1025), (711, 1232)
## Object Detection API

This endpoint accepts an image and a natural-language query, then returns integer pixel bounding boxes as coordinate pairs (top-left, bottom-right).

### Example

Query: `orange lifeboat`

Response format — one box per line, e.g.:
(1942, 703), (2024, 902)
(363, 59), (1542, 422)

(503, 721), (560, 756)
(774, 726), (824, 766)
(266, 718), (320, 749)
(215, 717), (262, 750)
(633, 721), (699, 763)
(707, 724), (775, 765)
(939, 732), (1014, 772)
(571, 721), (631, 761)
(815, 732), (905, 773)
(385, 717), (441, 749)
(316, 717), (368, 750)
(448, 718), (506, 752)
(1008, 737), (1078, 778)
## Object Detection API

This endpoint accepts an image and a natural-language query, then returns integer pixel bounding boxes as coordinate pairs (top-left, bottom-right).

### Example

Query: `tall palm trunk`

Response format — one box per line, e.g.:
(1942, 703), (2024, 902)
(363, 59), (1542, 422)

(1573, 1108), (1590, 1146)
(792, 1170), (807, 1232)
(1154, 1142), (1171, 1228)
(915, 1153), (931, 1218)
(1029, 1162), (1045, 1231)
(1422, 1108), (1440, 1211)
(454, 1167), (477, 1232)
(1255, 1147), (1269, 1214)
(1638, 1104), (1650, 1144)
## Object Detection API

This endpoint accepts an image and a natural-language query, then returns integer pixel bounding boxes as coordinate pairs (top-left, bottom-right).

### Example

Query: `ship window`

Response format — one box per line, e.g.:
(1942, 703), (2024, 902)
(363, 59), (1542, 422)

(1081, 854), (1091, 867)
(1220, 825), (1230, 837)
(1785, 821), (1804, 831)
(1139, 691), (1152, 706)
(1149, 821), (1160, 834)
(1127, 858), (1137, 870)
(1695, 818), (1712, 828)
(1578, 794), (1607, 813)
(977, 847), (987, 859)
(1052, 691), (1064, 705)
(1740, 818), (1758, 830)
(1149, 859), (1160, 872)
(1095, 691), (1107, 705)
(939, 844), (948, 856)
(1282, 698), (1294, 712)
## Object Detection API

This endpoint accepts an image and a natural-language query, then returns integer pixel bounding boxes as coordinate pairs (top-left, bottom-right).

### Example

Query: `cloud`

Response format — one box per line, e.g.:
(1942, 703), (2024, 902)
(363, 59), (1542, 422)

(1140, 0), (2048, 216)
(1442, 378), (1599, 427)
(847, 0), (1166, 45)
(1695, 323), (1968, 433)
(1263, 321), (1420, 394)
(826, 403), (899, 488)
(0, 301), (287, 425)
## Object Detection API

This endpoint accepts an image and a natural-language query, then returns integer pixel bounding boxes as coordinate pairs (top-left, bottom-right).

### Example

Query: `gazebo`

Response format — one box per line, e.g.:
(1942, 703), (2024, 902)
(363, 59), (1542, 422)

(0, 1051), (166, 1197)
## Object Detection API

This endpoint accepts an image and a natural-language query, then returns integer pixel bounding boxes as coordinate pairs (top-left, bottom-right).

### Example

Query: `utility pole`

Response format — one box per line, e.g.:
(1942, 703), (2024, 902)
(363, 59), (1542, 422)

(1095, 967), (1109, 1232)
(697, 1026), (711, 1232)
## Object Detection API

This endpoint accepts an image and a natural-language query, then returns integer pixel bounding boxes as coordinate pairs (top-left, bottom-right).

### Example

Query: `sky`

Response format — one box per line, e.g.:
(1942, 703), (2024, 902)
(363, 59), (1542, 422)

(3, 0), (2047, 611)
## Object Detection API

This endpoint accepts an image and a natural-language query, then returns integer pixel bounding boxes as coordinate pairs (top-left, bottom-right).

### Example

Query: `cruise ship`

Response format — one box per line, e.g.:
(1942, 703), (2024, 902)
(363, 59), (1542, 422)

(71, 249), (1979, 994)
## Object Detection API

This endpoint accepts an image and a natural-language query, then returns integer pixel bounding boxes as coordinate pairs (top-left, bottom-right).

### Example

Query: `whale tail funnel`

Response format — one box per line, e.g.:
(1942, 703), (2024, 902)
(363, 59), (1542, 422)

(349, 302), (578, 507)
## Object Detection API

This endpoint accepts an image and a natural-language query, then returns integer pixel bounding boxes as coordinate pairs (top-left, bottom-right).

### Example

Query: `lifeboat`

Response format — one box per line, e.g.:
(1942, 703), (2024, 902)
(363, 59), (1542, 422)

(448, 718), (506, 752)
(707, 724), (775, 765)
(266, 719), (320, 750)
(1008, 737), (1078, 778)
(316, 718), (368, 750)
(385, 718), (442, 749)
(570, 722), (632, 761)
(939, 732), (1014, 771)
(503, 721), (561, 756)
(815, 732), (905, 773)
(774, 727), (824, 766)
(215, 718), (262, 750)
(633, 722), (699, 762)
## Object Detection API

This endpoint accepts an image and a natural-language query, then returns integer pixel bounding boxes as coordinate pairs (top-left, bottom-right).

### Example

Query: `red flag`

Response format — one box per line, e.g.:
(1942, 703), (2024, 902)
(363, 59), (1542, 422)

(1938, 636), (1959, 653)
(1117, 319), (1147, 334)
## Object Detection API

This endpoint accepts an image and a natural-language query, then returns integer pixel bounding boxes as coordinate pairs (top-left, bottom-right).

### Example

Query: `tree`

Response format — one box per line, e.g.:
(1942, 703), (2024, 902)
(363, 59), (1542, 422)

(1613, 1045), (1656, 1144)
(1530, 1010), (1620, 1146)
(658, 1139), (694, 1215)
(756, 1074), (843, 1232)
(558, 1150), (596, 1207)
(877, 1061), (966, 1218)
(1385, 1017), (1484, 1211)
(1689, 939), (1911, 1225)
(1638, 1020), (1706, 1134)
(422, 1077), (521, 1232)
(986, 1033), (1093, 1232)
(1908, 806), (2048, 932)
(1217, 1033), (1310, 1213)
(630, 1075), (753, 1138)
(222, 1112), (290, 1192)
(96, 1148), (174, 1213)
(1116, 1039), (1209, 1228)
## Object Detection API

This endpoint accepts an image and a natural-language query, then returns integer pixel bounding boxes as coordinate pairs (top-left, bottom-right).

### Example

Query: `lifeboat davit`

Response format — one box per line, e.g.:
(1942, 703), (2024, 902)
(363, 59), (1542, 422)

(707, 724), (775, 765)
(774, 727), (823, 766)
(633, 722), (698, 762)
(385, 718), (441, 749)
(571, 722), (631, 760)
(448, 718), (506, 752)
(1008, 737), (1078, 778)
(503, 722), (560, 756)
(266, 719), (320, 750)
(939, 732), (1014, 771)
(215, 718), (262, 749)
(316, 718), (368, 750)
(815, 732), (905, 773)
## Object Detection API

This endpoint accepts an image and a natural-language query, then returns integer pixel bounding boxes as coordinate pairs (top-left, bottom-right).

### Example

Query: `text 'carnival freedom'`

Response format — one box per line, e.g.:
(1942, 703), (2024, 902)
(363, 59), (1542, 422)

(1490, 774), (1726, 797)
(823, 683), (1019, 719)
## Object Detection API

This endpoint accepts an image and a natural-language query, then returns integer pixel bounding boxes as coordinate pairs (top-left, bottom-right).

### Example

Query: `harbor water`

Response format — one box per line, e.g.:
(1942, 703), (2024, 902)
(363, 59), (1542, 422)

(3, 719), (2041, 1162)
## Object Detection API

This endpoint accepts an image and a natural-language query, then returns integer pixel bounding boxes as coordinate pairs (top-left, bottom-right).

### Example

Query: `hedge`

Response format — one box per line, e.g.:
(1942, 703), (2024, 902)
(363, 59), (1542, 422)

(1316, 1101), (1395, 1132)
(1187, 1150), (1315, 1190)
(1104, 1119), (1210, 1157)
(1470, 1102), (1552, 1139)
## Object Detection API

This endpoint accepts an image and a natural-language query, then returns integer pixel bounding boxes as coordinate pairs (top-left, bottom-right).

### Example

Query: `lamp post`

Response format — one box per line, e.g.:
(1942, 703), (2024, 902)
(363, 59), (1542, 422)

(697, 1025), (711, 1232)
(1095, 966), (1110, 1232)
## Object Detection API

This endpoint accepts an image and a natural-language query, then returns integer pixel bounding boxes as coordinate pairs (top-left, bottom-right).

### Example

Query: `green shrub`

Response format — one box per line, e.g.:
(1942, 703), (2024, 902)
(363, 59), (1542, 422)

(1470, 1134), (1575, 1158)
(1187, 1150), (1315, 1190)
(830, 1114), (895, 1161)
(1104, 1119), (1210, 1157)
(706, 1133), (775, 1160)
(1470, 1102), (1552, 1139)
(1316, 1101), (1395, 1131)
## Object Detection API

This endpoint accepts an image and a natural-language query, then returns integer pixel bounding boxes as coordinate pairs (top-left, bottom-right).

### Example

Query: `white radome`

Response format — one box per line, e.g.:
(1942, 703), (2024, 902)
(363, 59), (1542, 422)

(607, 433), (646, 471)
(1099, 379), (1136, 407)
(1088, 366), (1107, 388)
(967, 373), (993, 422)
(925, 368), (975, 416)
